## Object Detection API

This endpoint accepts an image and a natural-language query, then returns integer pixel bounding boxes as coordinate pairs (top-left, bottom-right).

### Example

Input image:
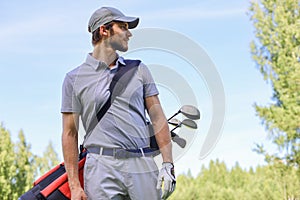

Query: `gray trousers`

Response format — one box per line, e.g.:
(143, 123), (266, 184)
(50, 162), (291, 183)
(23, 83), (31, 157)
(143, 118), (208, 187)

(84, 153), (161, 200)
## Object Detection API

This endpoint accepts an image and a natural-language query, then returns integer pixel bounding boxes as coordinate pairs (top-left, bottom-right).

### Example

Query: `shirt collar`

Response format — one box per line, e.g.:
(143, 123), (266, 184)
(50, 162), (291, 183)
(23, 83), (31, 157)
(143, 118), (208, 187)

(85, 53), (126, 71)
(117, 56), (126, 66)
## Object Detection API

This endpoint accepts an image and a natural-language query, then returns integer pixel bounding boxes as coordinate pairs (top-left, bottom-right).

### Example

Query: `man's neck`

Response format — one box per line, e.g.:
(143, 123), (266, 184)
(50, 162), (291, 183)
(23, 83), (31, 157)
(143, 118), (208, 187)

(92, 44), (118, 67)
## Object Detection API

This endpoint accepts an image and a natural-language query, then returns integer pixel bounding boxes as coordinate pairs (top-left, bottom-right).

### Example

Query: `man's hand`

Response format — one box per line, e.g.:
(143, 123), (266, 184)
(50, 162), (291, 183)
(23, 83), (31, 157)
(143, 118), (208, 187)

(156, 162), (176, 200)
(71, 186), (87, 200)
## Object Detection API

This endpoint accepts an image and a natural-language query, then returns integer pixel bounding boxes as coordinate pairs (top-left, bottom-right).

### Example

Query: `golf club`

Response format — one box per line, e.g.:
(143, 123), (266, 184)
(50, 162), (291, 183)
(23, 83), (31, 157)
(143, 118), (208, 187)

(171, 132), (187, 148)
(168, 119), (187, 148)
(169, 118), (198, 132)
(169, 118), (198, 128)
(167, 105), (200, 121)
(168, 118), (181, 126)
(168, 118), (198, 148)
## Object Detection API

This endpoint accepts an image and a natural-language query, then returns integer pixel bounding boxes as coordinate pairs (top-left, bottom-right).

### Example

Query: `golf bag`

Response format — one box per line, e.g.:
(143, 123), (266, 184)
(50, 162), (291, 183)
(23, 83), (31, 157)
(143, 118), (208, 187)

(19, 149), (86, 200)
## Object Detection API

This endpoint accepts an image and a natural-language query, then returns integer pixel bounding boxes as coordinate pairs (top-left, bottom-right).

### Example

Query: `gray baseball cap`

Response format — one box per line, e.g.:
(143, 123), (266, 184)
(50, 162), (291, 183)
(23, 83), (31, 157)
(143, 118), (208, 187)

(88, 7), (139, 33)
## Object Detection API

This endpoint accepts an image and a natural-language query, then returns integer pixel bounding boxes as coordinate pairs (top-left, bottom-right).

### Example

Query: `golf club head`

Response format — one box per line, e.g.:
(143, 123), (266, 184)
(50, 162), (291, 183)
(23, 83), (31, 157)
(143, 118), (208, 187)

(180, 105), (200, 120)
(168, 118), (181, 126)
(171, 133), (187, 148)
(181, 119), (198, 129)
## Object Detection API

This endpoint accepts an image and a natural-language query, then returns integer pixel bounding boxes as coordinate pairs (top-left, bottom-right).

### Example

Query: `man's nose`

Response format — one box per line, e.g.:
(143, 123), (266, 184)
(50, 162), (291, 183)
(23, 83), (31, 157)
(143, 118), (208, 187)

(127, 30), (132, 37)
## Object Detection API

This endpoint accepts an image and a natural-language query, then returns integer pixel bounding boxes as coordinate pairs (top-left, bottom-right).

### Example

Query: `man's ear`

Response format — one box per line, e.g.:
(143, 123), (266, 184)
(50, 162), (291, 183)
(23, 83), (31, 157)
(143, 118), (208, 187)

(99, 25), (109, 36)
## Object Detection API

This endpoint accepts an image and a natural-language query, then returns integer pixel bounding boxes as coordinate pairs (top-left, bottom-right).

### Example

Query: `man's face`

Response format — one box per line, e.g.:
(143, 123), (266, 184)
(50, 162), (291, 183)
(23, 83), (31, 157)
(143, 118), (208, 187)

(108, 22), (132, 52)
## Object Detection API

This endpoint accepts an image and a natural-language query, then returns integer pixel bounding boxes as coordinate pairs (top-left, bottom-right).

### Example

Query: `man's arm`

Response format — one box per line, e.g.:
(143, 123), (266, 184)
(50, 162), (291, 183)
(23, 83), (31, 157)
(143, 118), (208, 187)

(145, 95), (176, 199)
(62, 113), (87, 200)
(145, 95), (173, 163)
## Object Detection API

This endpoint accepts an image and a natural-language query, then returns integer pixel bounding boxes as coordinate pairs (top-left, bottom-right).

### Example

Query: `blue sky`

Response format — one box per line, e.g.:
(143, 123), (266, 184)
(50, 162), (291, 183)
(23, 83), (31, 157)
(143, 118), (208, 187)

(0, 0), (275, 176)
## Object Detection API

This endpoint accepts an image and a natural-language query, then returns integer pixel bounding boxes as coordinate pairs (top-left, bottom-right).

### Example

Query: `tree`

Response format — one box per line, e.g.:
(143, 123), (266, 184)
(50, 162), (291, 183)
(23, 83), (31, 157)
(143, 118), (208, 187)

(0, 124), (18, 200)
(249, 0), (300, 171)
(170, 160), (300, 200)
(0, 124), (60, 199)
(14, 130), (36, 196)
(34, 141), (60, 177)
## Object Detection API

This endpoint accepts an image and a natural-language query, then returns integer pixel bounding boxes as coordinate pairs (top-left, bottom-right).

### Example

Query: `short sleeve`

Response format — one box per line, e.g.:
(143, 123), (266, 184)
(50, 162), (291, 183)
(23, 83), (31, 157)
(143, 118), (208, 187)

(139, 63), (159, 98)
(61, 74), (82, 113)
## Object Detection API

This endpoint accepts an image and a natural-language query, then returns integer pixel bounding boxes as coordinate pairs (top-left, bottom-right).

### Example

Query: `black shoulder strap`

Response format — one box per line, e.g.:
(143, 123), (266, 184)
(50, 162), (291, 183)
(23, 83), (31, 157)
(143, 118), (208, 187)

(83, 59), (141, 147)
(96, 59), (141, 121)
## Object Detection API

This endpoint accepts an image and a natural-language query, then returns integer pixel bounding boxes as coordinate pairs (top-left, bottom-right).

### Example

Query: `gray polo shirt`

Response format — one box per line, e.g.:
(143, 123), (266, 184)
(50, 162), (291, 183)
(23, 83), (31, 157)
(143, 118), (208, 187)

(61, 53), (159, 149)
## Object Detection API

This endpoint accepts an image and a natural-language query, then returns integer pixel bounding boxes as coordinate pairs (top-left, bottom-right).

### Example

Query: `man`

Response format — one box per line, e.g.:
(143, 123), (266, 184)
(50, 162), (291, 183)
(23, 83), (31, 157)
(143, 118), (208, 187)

(61, 7), (176, 200)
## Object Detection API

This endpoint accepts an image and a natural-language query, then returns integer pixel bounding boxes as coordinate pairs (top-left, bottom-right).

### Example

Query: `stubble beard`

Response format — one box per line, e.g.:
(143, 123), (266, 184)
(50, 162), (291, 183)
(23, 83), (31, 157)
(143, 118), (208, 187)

(108, 32), (129, 52)
(111, 40), (128, 52)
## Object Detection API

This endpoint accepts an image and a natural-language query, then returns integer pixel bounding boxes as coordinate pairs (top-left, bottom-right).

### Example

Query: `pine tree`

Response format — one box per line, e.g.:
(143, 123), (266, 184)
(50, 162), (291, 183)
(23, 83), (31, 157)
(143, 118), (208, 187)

(14, 130), (36, 196)
(249, 0), (300, 172)
(35, 141), (60, 177)
(0, 124), (18, 200)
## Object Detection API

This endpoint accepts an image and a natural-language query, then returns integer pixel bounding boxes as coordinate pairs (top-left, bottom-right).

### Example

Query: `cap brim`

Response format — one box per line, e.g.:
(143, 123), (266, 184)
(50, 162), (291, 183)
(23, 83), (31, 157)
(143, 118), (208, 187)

(114, 16), (139, 29)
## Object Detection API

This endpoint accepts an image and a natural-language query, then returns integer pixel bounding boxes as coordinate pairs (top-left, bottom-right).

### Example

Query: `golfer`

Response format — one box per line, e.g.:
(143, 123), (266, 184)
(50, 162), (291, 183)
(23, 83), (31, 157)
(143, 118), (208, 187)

(61, 7), (176, 200)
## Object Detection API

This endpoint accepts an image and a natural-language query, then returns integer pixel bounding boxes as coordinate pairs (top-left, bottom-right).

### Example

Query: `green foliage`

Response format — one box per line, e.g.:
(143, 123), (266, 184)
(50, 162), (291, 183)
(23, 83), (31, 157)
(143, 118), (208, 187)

(170, 160), (300, 200)
(1, 123), (299, 199)
(0, 124), (59, 199)
(14, 130), (36, 196)
(0, 124), (18, 200)
(34, 141), (60, 177)
(249, 0), (300, 169)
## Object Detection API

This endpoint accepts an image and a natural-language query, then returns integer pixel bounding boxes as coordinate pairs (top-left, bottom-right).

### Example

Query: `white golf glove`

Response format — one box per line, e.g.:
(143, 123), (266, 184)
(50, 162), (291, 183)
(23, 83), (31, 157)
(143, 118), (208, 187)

(156, 162), (176, 200)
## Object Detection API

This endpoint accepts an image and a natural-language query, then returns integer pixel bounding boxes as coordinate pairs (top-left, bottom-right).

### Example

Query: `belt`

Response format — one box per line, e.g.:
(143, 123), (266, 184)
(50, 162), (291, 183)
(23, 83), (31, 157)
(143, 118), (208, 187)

(87, 146), (156, 159)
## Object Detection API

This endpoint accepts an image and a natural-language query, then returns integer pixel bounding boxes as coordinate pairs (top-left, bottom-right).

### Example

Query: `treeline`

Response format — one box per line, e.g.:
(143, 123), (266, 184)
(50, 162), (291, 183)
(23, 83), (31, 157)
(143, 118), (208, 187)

(1, 124), (300, 199)
(0, 124), (59, 200)
(170, 160), (300, 200)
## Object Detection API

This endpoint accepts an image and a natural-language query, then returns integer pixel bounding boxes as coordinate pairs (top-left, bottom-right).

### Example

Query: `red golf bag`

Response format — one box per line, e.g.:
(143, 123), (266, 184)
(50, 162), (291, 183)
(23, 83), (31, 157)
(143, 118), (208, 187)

(19, 150), (86, 200)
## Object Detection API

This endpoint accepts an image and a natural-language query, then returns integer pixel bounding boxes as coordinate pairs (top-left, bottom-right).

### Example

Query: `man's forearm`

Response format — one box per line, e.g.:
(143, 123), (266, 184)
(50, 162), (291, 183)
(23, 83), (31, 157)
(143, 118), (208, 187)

(145, 95), (174, 163)
(62, 130), (80, 189)
(158, 141), (173, 163)
(153, 120), (173, 163)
